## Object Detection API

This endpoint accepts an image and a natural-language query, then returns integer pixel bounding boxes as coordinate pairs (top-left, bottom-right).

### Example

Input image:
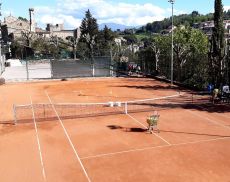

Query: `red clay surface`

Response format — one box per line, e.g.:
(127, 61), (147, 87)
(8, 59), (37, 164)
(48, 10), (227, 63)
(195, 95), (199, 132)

(1, 77), (230, 182)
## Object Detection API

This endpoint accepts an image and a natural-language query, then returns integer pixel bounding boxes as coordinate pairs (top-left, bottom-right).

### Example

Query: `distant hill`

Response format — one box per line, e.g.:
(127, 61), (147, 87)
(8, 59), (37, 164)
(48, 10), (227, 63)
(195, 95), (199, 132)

(138, 10), (230, 34)
(138, 12), (213, 33)
(99, 23), (135, 31)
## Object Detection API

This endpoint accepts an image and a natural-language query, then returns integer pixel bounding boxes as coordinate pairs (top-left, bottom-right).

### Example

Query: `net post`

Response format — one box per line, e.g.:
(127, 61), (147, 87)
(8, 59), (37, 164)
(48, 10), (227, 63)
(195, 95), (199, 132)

(13, 104), (17, 125)
(124, 102), (128, 114)
(43, 104), (45, 118)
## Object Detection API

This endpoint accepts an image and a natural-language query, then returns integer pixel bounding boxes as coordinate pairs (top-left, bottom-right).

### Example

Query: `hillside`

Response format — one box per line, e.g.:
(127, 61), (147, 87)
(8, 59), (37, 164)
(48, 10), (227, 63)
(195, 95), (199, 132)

(99, 23), (134, 31)
(137, 10), (230, 34)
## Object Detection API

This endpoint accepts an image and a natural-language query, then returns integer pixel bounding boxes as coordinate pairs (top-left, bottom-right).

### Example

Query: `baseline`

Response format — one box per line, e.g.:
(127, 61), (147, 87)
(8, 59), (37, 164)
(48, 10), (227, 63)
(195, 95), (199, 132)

(81, 136), (230, 160)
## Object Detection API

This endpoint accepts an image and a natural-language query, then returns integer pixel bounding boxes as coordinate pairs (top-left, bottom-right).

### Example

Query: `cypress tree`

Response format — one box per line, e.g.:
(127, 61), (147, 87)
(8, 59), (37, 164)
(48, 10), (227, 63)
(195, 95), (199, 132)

(80, 9), (99, 56)
(209, 0), (225, 87)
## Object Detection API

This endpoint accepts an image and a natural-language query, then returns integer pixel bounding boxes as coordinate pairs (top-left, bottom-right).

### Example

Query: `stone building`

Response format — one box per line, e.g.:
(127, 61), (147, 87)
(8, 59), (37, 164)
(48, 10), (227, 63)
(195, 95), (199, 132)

(3, 15), (32, 37)
(195, 20), (230, 36)
(3, 10), (80, 40)
(2, 9), (81, 60)
(44, 23), (80, 40)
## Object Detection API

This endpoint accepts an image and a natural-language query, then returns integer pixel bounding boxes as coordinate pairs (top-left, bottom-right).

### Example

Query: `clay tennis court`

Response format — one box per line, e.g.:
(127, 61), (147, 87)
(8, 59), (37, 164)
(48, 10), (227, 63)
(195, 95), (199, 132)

(1, 77), (230, 182)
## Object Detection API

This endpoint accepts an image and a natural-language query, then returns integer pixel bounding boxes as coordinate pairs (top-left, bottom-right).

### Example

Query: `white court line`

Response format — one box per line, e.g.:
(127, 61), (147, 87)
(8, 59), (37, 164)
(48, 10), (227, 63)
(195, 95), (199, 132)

(186, 110), (230, 130)
(45, 91), (91, 182)
(126, 113), (171, 145)
(30, 96), (47, 181)
(81, 136), (230, 160)
(81, 144), (168, 160)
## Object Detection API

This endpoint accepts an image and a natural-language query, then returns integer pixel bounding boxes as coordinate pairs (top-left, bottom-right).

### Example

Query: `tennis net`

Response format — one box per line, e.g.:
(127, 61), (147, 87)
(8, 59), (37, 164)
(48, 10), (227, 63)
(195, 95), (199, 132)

(13, 93), (189, 124)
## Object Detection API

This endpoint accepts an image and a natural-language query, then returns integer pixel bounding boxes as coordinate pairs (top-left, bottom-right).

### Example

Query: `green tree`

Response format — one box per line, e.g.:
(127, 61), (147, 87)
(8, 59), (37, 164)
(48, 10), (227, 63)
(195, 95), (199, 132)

(138, 47), (155, 75)
(102, 25), (116, 45)
(154, 35), (171, 77)
(31, 36), (60, 58)
(96, 25), (116, 56)
(139, 11), (215, 34)
(122, 34), (138, 62)
(66, 36), (78, 59)
(224, 39), (230, 84)
(18, 16), (28, 22)
(139, 35), (171, 76)
(142, 35), (164, 73)
(79, 9), (99, 58)
(10, 39), (24, 59)
(209, 0), (225, 87)
(173, 26), (208, 81)
(123, 34), (137, 45)
(21, 31), (33, 47)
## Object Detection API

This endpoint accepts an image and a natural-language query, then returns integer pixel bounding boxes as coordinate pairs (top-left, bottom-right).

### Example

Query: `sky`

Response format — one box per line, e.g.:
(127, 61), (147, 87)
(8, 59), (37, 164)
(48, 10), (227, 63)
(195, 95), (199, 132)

(1, 0), (230, 29)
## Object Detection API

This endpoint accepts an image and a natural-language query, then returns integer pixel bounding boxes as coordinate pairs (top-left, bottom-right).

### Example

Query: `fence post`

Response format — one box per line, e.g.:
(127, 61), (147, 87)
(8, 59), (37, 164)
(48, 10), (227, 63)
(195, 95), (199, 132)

(91, 55), (95, 77)
(92, 63), (95, 77)
(13, 104), (17, 125)
(110, 49), (113, 77)
(125, 102), (128, 114)
(26, 59), (29, 80)
(50, 59), (53, 78)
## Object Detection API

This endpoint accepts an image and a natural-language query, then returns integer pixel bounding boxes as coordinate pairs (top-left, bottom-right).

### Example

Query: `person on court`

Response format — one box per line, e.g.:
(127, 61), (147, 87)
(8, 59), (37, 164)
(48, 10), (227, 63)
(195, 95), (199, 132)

(212, 88), (219, 104)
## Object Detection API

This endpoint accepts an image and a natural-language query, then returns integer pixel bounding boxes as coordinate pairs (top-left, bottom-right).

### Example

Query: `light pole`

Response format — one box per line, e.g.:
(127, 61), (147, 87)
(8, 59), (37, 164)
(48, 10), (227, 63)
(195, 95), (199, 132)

(168, 0), (175, 86)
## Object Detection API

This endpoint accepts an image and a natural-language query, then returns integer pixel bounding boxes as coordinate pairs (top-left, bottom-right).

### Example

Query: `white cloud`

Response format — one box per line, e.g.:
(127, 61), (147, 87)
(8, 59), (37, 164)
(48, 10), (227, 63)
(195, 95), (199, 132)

(38, 14), (81, 28)
(99, 15), (165, 26)
(58, 15), (82, 28)
(224, 6), (230, 11)
(34, 0), (171, 29)
(39, 15), (64, 25)
(95, 3), (165, 20)
(35, 6), (56, 14)
(2, 10), (15, 17)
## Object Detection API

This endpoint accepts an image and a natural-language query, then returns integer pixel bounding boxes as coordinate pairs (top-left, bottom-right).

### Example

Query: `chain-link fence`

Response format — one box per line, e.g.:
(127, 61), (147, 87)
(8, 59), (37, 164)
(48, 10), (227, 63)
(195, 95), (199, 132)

(51, 56), (113, 78)
(2, 56), (115, 81)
